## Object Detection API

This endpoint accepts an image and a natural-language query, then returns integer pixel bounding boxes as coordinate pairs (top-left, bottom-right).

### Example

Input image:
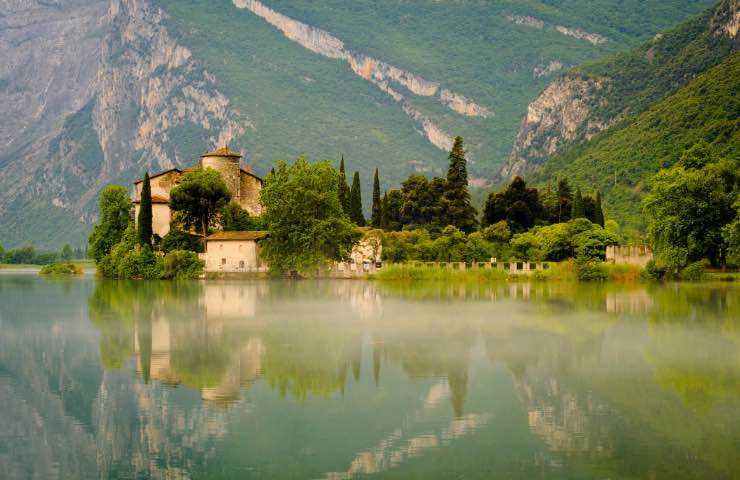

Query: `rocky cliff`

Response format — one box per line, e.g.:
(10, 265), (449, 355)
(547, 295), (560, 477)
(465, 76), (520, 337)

(501, 0), (739, 179)
(0, 0), (248, 247)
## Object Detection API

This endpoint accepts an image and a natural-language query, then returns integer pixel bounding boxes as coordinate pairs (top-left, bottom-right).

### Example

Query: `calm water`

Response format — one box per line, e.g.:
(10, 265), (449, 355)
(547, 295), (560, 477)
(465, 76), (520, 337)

(1, 275), (739, 479)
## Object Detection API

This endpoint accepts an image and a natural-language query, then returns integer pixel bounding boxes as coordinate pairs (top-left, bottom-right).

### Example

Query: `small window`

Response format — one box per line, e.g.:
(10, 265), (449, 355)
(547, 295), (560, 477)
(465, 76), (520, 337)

(239, 261), (245, 268)
(221, 258), (226, 265)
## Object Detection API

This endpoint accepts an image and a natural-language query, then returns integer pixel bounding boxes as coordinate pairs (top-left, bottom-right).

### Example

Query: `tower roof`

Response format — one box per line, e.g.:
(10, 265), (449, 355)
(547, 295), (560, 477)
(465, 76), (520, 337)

(201, 146), (242, 158)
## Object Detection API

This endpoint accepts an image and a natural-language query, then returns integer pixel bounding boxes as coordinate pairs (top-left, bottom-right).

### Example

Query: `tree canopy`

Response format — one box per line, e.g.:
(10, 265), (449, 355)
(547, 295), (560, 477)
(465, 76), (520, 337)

(259, 158), (361, 274)
(88, 185), (133, 263)
(169, 168), (231, 239)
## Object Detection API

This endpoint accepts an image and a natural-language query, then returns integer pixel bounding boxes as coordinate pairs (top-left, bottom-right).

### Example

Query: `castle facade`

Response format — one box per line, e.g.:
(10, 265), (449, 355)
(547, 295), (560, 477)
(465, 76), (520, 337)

(133, 146), (263, 238)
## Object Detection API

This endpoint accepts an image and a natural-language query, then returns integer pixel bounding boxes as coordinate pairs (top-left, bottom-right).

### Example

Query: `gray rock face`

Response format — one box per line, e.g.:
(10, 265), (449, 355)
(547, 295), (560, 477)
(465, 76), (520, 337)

(0, 0), (247, 247)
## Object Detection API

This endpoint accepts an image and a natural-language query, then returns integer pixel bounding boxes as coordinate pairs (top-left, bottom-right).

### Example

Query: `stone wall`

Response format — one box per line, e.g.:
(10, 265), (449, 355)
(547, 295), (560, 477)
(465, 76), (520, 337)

(201, 155), (241, 200)
(606, 245), (654, 267)
(239, 173), (262, 216)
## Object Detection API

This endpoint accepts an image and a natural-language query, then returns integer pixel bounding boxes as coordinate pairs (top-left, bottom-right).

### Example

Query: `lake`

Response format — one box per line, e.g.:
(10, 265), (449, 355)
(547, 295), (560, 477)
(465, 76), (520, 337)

(1, 274), (739, 479)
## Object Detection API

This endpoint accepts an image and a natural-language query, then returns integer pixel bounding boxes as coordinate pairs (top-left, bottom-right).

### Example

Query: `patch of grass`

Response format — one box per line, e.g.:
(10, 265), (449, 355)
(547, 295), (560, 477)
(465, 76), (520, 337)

(374, 264), (508, 282)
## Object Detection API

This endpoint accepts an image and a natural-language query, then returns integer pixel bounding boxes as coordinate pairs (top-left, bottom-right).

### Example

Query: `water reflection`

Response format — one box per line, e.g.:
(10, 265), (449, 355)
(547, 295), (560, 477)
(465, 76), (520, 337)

(1, 277), (739, 479)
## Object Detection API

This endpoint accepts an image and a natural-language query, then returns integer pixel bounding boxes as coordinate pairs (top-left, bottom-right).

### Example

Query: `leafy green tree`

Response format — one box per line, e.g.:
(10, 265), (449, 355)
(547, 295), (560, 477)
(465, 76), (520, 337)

(169, 168), (231, 242)
(399, 175), (445, 232)
(160, 229), (204, 253)
(60, 244), (73, 261)
(643, 159), (739, 268)
(442, 136), (478, 233)
(594, 191), (605, 227)
(88, 185), (132, 263)
(510, 218), (618, 262)
(220, 201), (253, 231)
(679, 140), (712, 169)
(338, 156), (351, 214)
(0, 244), (4, 263)
(571, 188), (584, 220)
(349, 171), (365, 226)
(381, 190), (404, 231)
(370, 168), (382, 228)
(259, 158), (361, 274)
(138, 172), (153, 246)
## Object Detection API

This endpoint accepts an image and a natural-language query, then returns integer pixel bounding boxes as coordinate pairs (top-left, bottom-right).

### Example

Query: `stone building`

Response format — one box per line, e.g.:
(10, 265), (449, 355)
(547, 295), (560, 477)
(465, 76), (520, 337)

(606, 245), (654, 267)
(133, 146), (263, 238)
(202, 231), (270, 273)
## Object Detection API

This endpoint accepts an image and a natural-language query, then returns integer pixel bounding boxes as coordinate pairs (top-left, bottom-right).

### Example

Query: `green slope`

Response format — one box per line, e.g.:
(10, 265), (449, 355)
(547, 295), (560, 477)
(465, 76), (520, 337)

(154, 0), (715, 185)
(532, 52), (740, 229)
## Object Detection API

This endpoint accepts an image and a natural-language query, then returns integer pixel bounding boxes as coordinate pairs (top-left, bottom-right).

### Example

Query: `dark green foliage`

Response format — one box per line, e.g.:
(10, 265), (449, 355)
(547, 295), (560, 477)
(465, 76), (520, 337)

(483, 176), (544, 232)
(534, 52), (740, 229)
(97, 224), (164, 279)
(39, 263), (82, 276)
(221, 201), (263, 231)
(643, 158), (739, 268)
(349, 171), (365, 226)
(370, 168), (382, 228)
(442, 137), (478, 233)
(2, 245), (59, 265)
(398, 176), (446, 233)
(88, 185), (132, 263)
(162, 250), (204, 280)
(555, 178), (573, 223)
(338, 157), (351, 214)
(138, 172), (153, 246)
(169, 168), (231, 239)
(724, 197), (740, 266)
(575, 257), (609, 281)
(381, 190), (403, 232)
(160, 229), (204, 254)
(259, 158), (361, 274)
(571, 188), (585, 220)
(640, 259), (663, 281)
(594, 191), (605, 227)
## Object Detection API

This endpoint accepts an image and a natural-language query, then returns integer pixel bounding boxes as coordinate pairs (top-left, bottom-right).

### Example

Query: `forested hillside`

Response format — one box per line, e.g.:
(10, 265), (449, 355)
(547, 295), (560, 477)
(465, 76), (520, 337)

(502, 0), (738, 178)
(531, 52), (740, 229)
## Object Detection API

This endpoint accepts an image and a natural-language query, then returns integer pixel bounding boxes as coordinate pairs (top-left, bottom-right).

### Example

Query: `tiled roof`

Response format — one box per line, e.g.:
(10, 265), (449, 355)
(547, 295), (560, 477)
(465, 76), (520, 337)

(206, 231), (270, 241)
(133, 168), (182, 184)
(133, 194), (169, 204)
(201, 146), (242, 158)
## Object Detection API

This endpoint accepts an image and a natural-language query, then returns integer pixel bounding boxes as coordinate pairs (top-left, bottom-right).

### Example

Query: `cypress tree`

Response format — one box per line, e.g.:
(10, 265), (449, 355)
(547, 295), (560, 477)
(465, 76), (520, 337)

(442, 136), (478, 233)
(138, 172), (153, 246)
(338, 156), (351, 214)
(349, 171), (365, 226)
(370, 168), (382, 228)
(571, 188), (584, 220)
(380, 192), (389, 230)
(595, 191), (605, 227)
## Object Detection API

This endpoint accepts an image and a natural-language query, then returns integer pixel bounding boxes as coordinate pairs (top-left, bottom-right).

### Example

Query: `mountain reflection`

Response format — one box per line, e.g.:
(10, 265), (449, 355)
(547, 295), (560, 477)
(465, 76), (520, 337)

(2, 276), (740, 478)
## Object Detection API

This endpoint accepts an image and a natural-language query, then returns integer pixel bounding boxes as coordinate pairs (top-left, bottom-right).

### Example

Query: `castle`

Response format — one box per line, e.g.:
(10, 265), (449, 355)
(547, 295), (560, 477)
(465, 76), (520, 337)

(133, 146), (263, 238)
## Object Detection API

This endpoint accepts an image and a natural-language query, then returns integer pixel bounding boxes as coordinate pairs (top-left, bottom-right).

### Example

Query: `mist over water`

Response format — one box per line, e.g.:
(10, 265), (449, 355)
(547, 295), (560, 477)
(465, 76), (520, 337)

(1, 275), (739, 479)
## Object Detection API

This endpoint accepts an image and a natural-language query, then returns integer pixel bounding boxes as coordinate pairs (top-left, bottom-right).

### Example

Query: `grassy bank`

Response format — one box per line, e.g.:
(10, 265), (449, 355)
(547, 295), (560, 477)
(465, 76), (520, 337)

(373, 261), (647, 283)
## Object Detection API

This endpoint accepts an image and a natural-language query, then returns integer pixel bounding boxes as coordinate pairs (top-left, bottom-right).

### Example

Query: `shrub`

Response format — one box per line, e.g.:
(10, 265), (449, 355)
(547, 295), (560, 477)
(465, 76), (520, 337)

(117, 245), (163, 280)
(640, 259), (663, 281)
(162, 250), (204, 280)
(575, 256), (608, 281)
(680, 261), (705, 281)
(39, 263), (83, 275)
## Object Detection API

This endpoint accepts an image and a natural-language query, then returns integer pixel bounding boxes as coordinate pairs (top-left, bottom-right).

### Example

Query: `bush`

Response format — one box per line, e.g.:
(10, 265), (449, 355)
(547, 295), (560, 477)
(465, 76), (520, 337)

(117, 246), (163, 280)
(680, 261), (705, 281)
(640, 259), (663, 281)
(162, 250), (204, 280)
(39, 263), (83, 275)
(575, 257), (608, 281)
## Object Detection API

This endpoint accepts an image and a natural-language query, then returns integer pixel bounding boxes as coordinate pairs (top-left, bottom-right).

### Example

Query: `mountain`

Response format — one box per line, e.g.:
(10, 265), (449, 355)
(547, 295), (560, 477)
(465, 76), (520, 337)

(532, 52), (739, 229)
(501, 0), (739, 179)
(500, 0), (738, 229)
(0, 0), (718, 248)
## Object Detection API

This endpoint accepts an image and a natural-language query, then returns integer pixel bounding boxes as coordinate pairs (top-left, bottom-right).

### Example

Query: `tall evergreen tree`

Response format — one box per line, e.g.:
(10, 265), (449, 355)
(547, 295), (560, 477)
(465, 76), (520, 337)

(571, 188), (584, 220)
(595, 191), (605, 227)
(370, 168), (382, 228)
(556, 178), (573, 222)
(138, 172), (153, 246)
(349, 171), (365, 226)
(338, 156), (351, 214)
(442, 136), (478, 233)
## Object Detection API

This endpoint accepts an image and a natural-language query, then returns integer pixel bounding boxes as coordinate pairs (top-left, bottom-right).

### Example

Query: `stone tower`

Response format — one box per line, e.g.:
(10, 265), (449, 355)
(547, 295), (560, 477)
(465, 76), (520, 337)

(200, 146), (242, 200)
